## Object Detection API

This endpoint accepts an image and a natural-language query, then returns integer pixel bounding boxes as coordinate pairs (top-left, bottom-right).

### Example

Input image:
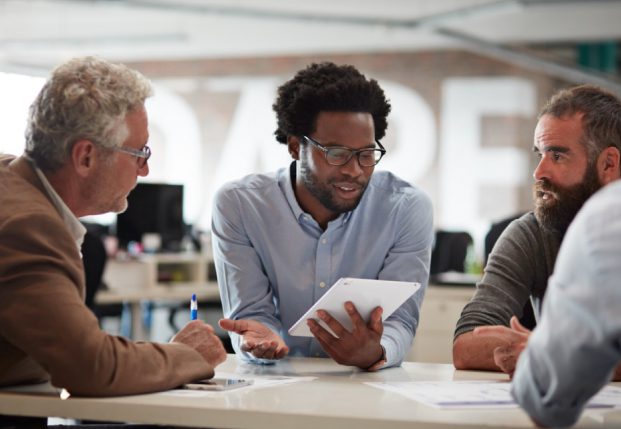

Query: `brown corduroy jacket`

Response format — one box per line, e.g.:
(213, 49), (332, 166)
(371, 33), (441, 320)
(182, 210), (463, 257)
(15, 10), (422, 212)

(0, 155), (213, 396)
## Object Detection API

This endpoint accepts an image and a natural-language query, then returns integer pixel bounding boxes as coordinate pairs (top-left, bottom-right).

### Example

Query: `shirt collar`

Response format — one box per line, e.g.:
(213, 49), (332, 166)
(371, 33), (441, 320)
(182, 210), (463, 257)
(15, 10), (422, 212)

(280, 162), (306, 221)
(30, 159), (87, 249)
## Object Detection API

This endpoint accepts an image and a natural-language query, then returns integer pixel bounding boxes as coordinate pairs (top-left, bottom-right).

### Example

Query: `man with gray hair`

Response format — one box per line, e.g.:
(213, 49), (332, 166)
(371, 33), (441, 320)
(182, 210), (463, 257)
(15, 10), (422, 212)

(0, 57), (226, 398)
(453, 85), (621, 376)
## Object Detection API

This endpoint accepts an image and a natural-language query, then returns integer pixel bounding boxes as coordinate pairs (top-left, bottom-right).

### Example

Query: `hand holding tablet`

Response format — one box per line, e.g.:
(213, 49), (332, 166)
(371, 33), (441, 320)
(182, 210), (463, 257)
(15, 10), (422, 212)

(288, 278), (420, 337)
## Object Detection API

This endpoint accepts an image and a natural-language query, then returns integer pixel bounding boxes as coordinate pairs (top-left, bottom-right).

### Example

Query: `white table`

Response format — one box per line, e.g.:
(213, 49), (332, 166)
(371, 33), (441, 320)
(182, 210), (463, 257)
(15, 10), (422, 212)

(1, 355), (620, 429)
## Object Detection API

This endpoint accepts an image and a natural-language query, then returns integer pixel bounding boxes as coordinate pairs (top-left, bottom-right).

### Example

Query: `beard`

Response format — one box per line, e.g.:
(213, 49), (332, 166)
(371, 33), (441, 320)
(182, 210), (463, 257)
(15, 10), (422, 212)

(533, 163), (601, 235)
(299, 154), (369, 214)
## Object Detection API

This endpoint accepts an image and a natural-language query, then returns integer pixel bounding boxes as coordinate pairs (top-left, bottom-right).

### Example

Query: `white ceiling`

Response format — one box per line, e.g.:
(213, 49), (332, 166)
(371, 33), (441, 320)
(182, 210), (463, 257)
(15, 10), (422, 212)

(1, 0), (621, 74)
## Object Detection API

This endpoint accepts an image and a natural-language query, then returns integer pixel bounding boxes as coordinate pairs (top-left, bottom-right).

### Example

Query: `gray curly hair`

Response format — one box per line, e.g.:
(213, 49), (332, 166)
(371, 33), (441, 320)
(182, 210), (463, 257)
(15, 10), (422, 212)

(25, 56), (153, 171)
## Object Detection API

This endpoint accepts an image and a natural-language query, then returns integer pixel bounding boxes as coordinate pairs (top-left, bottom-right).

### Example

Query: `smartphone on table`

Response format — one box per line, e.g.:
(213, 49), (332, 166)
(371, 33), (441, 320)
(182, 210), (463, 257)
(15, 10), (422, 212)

(181, 378), (253, 391)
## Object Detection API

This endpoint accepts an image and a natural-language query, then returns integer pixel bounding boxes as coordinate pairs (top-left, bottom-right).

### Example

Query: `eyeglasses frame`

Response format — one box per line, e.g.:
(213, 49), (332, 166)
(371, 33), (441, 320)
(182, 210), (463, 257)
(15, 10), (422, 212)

(111, 145), (151, 168)
(302, 135), (386, 167)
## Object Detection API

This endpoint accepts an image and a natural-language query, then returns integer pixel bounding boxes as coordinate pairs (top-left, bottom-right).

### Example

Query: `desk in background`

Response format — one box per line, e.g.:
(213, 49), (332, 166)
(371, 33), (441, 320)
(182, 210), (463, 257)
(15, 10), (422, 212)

(1, 355), (620, 429)
(95, 282), (220, 340)
(96, 252), (220, 340)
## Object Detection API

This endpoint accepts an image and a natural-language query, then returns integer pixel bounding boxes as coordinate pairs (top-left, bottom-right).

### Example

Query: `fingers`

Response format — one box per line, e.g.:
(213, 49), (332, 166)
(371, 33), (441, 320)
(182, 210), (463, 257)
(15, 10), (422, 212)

(307, 318), (343, 359)
(218, 318), (248, 334)
(493, 345), (517, 376)
(182, 319), (215, 332)
(308, 318), (338, 344)
(510, 316), (531, 334)
(184, 320), (215, 333)
(172, 321), (227, 367)
(309, 322), (340, 362)
(368, 306), (383, 334)
(344, 302), (366, 331)
(308, 306), (385, 367)
(274, 344), (289, 359)
(241, 340), (288, 360)
(204, 334), (227, 366)
(473, 325), (522, 344)
(473, 325), (512, 338)
(171, 320), (214, 343)
(316, 309), (347, 338)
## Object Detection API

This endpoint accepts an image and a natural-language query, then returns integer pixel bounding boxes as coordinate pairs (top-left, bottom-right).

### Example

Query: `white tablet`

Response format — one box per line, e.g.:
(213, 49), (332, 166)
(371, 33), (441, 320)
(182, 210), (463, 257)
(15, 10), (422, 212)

(288, 278), (420, 337)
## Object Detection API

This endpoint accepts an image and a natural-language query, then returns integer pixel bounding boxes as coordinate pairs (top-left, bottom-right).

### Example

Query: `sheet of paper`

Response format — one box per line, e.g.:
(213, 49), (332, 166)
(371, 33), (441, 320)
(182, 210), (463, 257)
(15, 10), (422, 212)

(365, 381), (621, 409)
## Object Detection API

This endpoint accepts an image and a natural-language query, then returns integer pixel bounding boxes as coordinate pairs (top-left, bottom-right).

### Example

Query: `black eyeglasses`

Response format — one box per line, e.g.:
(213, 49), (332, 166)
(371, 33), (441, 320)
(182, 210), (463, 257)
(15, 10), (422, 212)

(302, 136), (386, 167)
(111, 145), (151, 168)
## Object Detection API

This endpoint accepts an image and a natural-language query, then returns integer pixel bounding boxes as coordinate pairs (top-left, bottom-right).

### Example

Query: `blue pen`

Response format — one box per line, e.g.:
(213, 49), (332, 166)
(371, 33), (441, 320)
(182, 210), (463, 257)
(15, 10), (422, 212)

(190, 293), (198, 320)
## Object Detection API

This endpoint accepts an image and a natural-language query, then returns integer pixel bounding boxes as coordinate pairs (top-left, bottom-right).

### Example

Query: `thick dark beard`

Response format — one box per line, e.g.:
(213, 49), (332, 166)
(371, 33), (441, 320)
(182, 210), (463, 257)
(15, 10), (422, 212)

(533, 163), (601, 235)
(299, 155), (367, 214)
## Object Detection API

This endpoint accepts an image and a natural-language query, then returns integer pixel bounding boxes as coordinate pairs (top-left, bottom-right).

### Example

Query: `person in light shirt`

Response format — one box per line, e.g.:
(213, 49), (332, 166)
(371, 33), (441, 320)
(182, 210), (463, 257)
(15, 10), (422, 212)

(213, 62), (433, 370)
(508, 179), (621, 427)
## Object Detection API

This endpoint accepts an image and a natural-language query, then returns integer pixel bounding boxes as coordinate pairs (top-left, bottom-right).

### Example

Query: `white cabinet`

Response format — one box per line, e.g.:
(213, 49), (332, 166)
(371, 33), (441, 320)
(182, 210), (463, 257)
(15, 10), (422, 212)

(103, 252), (210, 292)
(98, 252), (219, 340)
(407, 286), (474, 364)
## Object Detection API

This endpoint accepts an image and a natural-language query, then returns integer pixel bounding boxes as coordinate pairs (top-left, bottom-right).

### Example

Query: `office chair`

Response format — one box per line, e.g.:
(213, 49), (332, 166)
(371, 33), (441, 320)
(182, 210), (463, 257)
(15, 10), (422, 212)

(484, 213), (524, 265)
(82, 230), (107, 309)
(81, 228), (130, 336)
(430, 230), (473, 275)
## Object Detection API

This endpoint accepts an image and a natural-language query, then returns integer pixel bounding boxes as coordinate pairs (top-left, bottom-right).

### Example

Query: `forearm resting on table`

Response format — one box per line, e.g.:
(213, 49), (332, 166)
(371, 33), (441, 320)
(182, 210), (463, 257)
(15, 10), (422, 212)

(452, 331), (504, 371)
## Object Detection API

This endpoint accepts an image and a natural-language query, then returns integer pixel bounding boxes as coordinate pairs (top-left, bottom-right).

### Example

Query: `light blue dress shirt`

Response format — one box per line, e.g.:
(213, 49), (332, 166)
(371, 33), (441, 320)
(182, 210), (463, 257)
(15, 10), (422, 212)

(512, 179), (621, 427)
(211, 163), (433, 367)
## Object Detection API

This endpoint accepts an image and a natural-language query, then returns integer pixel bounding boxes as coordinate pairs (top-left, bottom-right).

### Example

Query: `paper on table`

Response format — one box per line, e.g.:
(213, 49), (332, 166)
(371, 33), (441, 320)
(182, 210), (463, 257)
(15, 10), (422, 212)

(365, 381), (621, 409)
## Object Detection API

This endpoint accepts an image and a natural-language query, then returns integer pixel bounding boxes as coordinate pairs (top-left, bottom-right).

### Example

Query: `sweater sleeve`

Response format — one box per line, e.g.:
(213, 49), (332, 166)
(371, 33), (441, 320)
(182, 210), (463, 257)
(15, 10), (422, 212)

(454, 214), (543, 338)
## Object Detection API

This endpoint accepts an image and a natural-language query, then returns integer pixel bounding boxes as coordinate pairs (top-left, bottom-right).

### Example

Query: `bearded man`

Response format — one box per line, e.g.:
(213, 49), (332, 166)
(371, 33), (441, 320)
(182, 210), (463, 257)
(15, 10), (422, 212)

(452, 85), (621, 377)
(211, 62), (433, 371)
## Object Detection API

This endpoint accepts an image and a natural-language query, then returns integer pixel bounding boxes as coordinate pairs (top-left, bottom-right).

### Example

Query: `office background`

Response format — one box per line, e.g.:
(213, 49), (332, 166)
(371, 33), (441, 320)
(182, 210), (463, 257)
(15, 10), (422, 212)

(1, 0), (620, 260)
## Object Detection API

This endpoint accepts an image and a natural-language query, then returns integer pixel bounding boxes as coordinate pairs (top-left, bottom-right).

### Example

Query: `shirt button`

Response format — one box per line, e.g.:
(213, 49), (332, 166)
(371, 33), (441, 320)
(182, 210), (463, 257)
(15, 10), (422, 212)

(319, 282), (326, 288)
(321, 239), (327, 244)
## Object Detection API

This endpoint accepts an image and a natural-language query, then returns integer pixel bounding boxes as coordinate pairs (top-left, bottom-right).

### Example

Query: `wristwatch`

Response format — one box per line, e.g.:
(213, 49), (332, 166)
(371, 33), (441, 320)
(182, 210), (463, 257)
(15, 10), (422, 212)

(366, 345), (387, 372)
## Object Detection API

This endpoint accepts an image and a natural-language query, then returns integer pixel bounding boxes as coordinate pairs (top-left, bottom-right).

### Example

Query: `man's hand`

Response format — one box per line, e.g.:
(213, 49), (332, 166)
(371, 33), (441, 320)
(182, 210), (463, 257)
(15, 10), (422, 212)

(473, 316), (531, 377)
(219, 319), (289, 360)
(307, 301), (385, 370)
(170, 320), (227, 367)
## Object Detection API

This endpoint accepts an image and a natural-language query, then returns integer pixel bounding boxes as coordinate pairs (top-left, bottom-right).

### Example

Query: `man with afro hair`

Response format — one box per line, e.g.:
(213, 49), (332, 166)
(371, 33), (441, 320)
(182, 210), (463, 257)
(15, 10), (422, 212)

(214, 62), (433, 371)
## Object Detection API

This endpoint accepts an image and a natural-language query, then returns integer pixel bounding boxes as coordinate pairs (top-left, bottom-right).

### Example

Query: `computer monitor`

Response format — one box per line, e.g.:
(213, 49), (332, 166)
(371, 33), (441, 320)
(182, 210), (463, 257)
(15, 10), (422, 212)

(116, 183), (184, 252)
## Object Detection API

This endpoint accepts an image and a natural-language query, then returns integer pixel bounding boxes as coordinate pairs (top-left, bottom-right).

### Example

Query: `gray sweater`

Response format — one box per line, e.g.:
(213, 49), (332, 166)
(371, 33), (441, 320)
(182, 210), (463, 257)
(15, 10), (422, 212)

(454, 212), (562, 339)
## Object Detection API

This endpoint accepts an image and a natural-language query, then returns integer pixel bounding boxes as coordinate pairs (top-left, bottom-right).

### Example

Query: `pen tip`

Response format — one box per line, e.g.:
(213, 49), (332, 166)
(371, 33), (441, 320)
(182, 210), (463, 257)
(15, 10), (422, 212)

(192, 293), (196, 301)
